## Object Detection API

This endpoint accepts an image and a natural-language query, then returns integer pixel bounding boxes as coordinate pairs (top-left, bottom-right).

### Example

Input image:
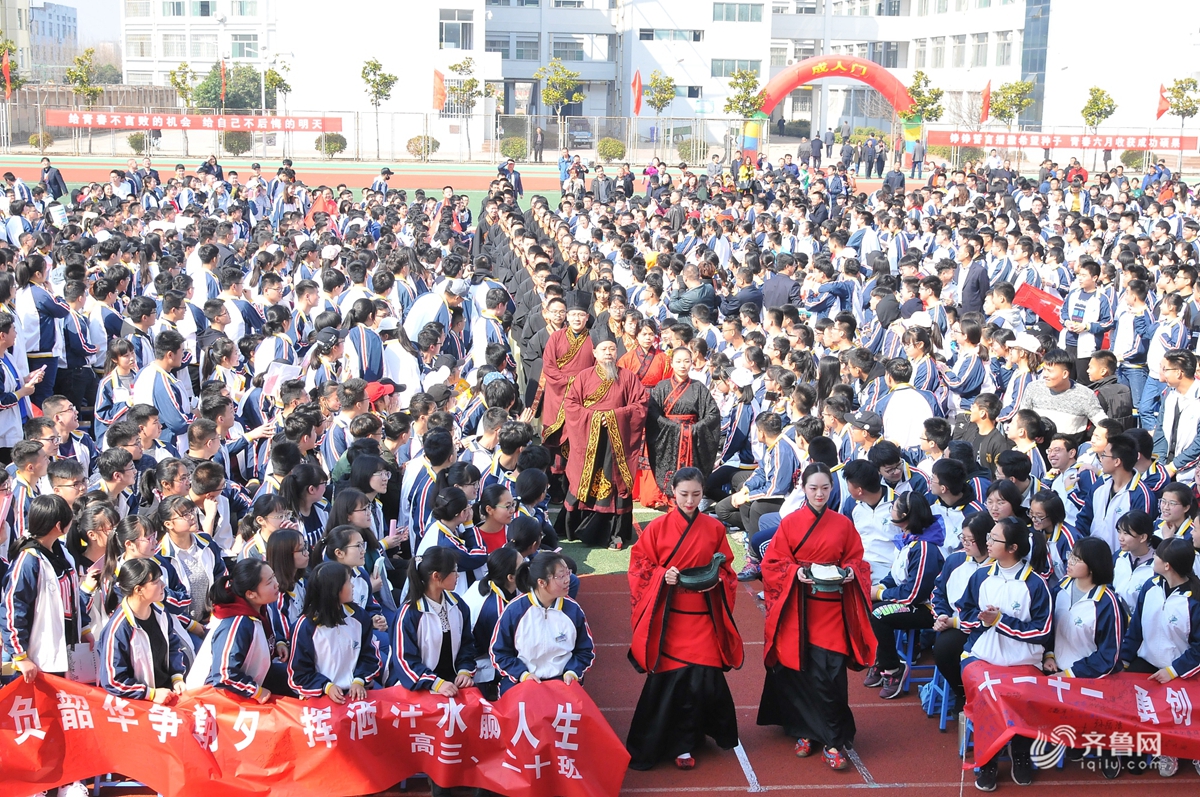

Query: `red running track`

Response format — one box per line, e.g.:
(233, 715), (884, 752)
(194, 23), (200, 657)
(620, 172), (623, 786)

(573, 572), (1200, 796)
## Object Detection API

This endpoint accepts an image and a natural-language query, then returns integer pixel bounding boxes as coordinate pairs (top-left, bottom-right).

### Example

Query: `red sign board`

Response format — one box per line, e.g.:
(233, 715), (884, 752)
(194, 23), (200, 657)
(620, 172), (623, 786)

(926, 130), (1197, 151)
(45, 110), (342, 133)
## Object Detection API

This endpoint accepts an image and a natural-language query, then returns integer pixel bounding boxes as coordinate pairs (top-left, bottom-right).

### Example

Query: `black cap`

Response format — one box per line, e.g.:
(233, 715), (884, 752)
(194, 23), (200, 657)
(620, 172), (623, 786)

(315, 327), (349, 348)
(844, 409), (883, 437)
(427, 384), (453, 404)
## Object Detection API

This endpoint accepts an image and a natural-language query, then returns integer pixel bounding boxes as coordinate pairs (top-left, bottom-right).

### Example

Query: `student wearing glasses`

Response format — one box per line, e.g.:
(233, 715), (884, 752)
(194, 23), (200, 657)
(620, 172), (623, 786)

(1076, 434), (1156, 551)
(236, 494), (296, 561)
(156, 494), (226, 629)
(1155, 482), (1196, 540)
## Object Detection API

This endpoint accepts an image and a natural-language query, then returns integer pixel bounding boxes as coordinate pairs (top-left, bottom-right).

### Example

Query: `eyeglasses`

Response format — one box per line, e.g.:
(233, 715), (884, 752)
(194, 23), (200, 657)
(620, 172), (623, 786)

(373, 471), (391, 480)
(268, 512), (297, 522)
(295, 546), (311, 555)
(1161, 500), (1182, 510)
(987, 535), (1008, 545)
(56, 479), (88, 490)
(1028, 513), (1048, 523)
(351, 506), (371, 514)
(344, 542), (368, 551)
(551, 572), (572, 582)
(40, 435), (61, 445)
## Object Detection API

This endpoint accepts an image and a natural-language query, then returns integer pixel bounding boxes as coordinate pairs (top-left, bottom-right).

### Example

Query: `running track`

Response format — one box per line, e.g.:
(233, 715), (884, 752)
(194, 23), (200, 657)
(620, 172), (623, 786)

(569, 572), (1200, 797)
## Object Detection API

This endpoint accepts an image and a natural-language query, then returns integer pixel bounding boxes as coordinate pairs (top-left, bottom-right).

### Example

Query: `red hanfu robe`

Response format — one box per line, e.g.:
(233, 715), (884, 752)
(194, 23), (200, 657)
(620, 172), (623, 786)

(762, 504), (877, 671)
(562, 366), (649, 513)
(628, 509), (743, 673)
(619, 346), (672, 509)
(537, 327), (596, 446)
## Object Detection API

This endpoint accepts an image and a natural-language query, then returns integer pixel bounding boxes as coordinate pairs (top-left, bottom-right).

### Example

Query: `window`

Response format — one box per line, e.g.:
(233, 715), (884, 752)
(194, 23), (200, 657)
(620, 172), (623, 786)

(951, 34), (965, 67)
(191, 33), (217, 58)
(552, 37), (584, 61)
(977, 0), (990, 6)
(793, 38), (816, 59)
(439, 9), (474, 50)
(165, 1), (183, 16)
(790, 88), (812, 111)
(930, 36), (945, 67)
(518, 0), (539, 5)
(713, 3), (763, 21)
(126, 33), (152, 58)
(232, 0), (258, 14)
(677, 85), (702, 98)
(770, 46), (788, 66)
(231, 33), (258, 59)
(955, 0), (967, 9)
(971, 33), (987, 66)
(514, 36), (539, 60)
(554, 0), (584, 6)
(936, 0), (947, 11)
(126, 71), (153, 85)
(914, 38), (926, 68)
(125, 0), (151, 15)
(995, 30), (1012, 65)
(162, 33), (186, 58)
(711, 59), (760, 77)
(917, 0), (928, 13)
(191, 0), (215, 15)
(640, 28), (703, 41)
(441, 79), (469, 116)
(485, 36), (511, 59)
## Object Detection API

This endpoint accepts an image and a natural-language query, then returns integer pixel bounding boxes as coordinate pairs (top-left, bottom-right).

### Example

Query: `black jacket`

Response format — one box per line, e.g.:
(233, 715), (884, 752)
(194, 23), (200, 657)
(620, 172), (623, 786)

(959, 260), (990, 315)
(762, 272), (801, 309)
(1093, 376), (1136, 430)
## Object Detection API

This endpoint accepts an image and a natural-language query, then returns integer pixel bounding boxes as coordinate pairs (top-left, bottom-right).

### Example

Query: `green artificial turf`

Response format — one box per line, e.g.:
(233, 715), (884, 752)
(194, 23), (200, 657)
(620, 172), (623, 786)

(560, 508), (749, 577)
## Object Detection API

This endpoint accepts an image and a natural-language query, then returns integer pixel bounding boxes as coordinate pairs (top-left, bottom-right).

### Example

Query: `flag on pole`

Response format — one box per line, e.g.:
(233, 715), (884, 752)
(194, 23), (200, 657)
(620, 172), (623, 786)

(2, 51), (10, 101)
(219, 59), (227, 105)
(432, 70), (447, 111)
(631, 70), (643, 116)
(980, 81), (992, 123)
(1158, 84), (1171, 120)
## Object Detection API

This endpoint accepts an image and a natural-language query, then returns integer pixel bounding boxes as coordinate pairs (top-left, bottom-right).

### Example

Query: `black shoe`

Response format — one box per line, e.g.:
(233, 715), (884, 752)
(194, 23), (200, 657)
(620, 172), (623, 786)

(1011, 753), (1033, 786)
(975, 762), (998, 792)
(862, 664), (883, 688)
(1101, 754), (1123, 780)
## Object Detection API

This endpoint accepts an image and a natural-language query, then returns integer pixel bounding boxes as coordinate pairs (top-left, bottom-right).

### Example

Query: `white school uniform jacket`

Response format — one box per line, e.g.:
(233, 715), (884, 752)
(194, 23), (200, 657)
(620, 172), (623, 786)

(490, 591), (595, 695)
(0, 543), (79, 673)
(840, 486), (896, 584)
(186, 612), (272, 699)
(1048, 579), (1125, 678)
(1112, 550), (1155, 611)
(1121, 575), (1200, 678)
(959, 559), (1053, 668)
(392, 593), (476, 691)
(286, 605), (381, 697)
(98, 600), (187, 700)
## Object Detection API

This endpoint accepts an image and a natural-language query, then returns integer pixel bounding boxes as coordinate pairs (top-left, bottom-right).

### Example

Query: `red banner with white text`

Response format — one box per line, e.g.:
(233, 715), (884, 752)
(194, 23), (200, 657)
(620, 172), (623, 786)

(964, 662), (1200, 767)
(0, 675), (628, 797)
(1013, 283), (1064, 332)
(45, 110), (342, 133)
(926, 130), (1197, 151)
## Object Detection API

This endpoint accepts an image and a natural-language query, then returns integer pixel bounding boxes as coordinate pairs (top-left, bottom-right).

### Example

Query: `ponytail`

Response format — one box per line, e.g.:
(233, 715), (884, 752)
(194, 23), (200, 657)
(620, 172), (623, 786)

(514, 551), (567, 594)
(405, 546), (457, 607)
(1158, 537), (1200, 596)
(477, 547), (521, 597)
(210, 557), (268, 606)
(102, 515), (156, 614)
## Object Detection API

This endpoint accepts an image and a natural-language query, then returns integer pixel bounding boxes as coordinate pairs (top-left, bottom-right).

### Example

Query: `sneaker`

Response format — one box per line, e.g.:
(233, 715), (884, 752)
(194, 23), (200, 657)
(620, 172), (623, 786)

(862, 665), (884, 688)
(608, 538), (624, 551)
(755, 591), (765, 601)
(878, 663), (909, 699)
(975, 762), (998, 792)
(737, 560), (761, 582)
(59, 783), (90, 797)
(1100, 754), (1123, 780)
(1158, 755), (1179, 777)
(675, 754), (695, 770)
(1194, 760), (1200, 776)
(794, 738), (813, 758)
(823, 746), (849, 771)
(1011, 752), (1033, 786)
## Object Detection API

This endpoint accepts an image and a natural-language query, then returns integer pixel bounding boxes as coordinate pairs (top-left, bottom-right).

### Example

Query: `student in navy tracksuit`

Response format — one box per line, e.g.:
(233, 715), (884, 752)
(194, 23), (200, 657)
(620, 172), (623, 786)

(318, 524), (391, 666)
(184, 557), (292, 700)
(343, 298), (385, 382)
(287, 561), (381, 701)
(416, 487), (488, 591)
(14, 254), (71, 407)
(263, 528), (308, 648)
(97, 557), (187, 702)
(491, 551), (594, 695)
(392, 546), (476, 694)
(463, 547), (521, 700)
(865, 492), (946, 699)
(0, 494), (79, 682)
(930, 512), (992, 713)
(1045, 537), (1125, 679)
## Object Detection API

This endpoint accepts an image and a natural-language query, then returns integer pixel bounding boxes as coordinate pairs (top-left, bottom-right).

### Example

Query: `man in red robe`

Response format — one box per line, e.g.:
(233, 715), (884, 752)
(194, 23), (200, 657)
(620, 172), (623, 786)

(536, 300), (595, 452)
(560, 338), (649, 548)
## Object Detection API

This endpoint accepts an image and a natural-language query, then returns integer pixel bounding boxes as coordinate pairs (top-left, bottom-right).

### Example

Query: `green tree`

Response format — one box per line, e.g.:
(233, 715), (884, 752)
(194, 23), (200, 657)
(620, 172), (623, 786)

(1081, 86), (1117, 170)
(193, 63), (275, 111)
(722, 69), (765, 119)
(989, 80), (1035, 130)
(94, 63), (122, 84)
(1165, 78), (1199, 173)
(0, 29), (26, 92)
(65, 48), (104, 154)
(168, 62), (199, 155)
(900, 70), (943, 122)
(265, 62), (292, 111)
(533, 58), (584, 146)
(643, 70), (677, 156)
(362, 58), (398, 160)
(447, 57), (492, 160)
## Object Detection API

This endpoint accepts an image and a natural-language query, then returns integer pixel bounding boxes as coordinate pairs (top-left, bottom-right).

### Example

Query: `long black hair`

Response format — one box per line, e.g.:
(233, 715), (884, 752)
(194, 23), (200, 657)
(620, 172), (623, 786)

(477, 547), (521, 597)
(210, 557), (270, 607)
(301, 561), (351, 627)
(405, 546), (458, 607)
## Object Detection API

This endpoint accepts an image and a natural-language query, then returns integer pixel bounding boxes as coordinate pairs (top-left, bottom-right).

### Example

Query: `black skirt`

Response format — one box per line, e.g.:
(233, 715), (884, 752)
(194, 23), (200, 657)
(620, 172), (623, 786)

(757, 645), (856, 751)
(626, 664), (739, 770)
(559, 505), (634, 547)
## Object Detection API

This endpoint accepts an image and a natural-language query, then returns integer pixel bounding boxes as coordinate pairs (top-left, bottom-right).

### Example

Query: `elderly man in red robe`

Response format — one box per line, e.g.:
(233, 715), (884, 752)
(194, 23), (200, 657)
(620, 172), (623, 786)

(561, 338), (649, 548)
(536, 299), (595, 454)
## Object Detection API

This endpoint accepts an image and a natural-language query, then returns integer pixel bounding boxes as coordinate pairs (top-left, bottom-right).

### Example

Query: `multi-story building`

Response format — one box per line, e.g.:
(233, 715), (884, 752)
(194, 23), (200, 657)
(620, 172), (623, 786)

(0, 0), (33, 78)
(28, 0), (77, 82)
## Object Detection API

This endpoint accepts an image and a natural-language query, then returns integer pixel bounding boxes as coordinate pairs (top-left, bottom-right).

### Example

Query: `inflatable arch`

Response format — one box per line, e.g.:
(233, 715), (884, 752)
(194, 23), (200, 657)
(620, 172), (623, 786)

(760, 54), (915, 117)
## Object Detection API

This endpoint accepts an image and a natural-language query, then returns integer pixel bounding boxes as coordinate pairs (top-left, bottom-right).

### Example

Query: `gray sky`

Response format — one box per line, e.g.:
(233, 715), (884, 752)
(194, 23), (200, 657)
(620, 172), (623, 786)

(73, 0), (121, 44)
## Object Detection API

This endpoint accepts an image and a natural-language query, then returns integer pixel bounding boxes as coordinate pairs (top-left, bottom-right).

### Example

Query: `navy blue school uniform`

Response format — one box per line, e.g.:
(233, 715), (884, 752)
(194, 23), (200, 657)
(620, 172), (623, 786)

(287, 604), (382, 697)
(1046, 578), (1125, 678)
(392, 592), (476, 690)
(184, 606), (274, 699)
(490, 591), (595, 695)
(1121, 575), (1200, 679)
(98, 600), (188, 699)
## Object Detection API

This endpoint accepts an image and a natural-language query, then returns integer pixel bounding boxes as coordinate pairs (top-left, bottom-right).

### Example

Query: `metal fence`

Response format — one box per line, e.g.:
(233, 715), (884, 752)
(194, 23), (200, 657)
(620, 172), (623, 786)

(8, 106), (768, 167)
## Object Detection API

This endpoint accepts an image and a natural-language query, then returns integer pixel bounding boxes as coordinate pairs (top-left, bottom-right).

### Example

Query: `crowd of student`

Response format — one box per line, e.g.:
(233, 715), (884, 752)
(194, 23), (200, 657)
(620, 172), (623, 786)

(0, 144), (1198, 796)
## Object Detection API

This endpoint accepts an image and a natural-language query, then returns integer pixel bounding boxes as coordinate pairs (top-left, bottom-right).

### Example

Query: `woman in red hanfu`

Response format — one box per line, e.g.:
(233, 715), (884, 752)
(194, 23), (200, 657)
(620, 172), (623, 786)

(626, 467), (743, 770)
(757, 462), (877, 771)
(619, 319), (672, 510)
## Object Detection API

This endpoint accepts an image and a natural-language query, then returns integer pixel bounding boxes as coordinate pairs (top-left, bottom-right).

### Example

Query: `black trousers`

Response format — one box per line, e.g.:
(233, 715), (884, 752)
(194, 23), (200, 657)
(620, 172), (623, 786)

(869, 603), (935, 671)
(758, 647), (856, 750)
(933, 628), (969, 711)
(714, 496), (783, 535)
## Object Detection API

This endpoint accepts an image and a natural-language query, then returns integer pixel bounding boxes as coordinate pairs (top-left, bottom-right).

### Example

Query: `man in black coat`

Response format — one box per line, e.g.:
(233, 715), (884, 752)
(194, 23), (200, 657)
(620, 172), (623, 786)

(882, 162), (906, 194)
(958, 248), (990, 315)
(40, 157), (68, 201)
(762, 253), (803, 309)
(810, 137), (823, 169)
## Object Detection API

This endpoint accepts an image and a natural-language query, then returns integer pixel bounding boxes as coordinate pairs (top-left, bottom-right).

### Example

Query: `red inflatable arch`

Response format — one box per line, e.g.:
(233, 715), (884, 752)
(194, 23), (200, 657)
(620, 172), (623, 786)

(760, 54), (914, 117)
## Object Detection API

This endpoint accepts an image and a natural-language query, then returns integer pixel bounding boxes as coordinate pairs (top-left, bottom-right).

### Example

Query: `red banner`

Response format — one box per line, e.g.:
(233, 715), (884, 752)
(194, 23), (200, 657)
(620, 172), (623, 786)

(926, 130), (1197, 151)
(0, 675), (628, 797)
(964, 662), (1200, 767)
(45, 110), (342, 133)
(1014, 282), (1064, 332)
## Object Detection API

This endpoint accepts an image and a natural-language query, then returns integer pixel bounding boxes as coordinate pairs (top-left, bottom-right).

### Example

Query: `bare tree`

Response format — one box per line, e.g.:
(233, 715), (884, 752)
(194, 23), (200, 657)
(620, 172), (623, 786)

(948, 91), (984, 132)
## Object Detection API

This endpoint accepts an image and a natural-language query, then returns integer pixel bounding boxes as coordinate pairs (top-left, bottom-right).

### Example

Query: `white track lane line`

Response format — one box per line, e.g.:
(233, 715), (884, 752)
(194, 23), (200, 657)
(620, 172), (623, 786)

(733, 741), (767, 793)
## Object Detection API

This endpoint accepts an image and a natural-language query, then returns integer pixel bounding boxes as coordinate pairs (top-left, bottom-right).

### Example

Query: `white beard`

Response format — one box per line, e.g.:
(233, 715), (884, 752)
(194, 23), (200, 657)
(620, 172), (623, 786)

(596, 362), (618, 381)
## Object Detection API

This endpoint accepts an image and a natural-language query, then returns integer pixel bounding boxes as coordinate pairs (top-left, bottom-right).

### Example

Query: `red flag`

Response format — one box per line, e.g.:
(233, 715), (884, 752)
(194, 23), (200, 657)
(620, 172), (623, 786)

(2, 50), (11, 101)
(219, 59), (226, 104)
(432, 69), (447, 111)
(1158, 83), (1171, 120)
(980, 81), (991, 123)
(631, 70), (643, 116)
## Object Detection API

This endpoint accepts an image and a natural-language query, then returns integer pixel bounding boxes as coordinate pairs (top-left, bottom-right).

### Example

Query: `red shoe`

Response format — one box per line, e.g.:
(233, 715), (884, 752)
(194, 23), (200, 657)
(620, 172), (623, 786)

(824, 746), (850, 771)
(675, 755), (696, 770)
(794, 738), (813, 758)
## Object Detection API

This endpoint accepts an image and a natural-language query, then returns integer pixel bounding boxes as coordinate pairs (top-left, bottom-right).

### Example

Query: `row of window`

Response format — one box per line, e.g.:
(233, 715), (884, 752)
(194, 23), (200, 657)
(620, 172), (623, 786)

(125, 0), (258, 16)
(913, 30), (1015, 69)
(126, 31), (258, 59)
(639, 28), (705, 42)
(32, 19), (76, 39)
(714, 2), (765, 21)
(486, 0), (609, 6)
(916, 0), (1016, 12)
(712, 59), (761, 77)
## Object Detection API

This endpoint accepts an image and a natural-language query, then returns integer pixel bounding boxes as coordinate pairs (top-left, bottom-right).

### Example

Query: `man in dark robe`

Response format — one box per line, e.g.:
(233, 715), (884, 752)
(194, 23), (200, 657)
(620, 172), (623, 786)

(626, 468), (743, 770)
(520, 296), (566, 407)
(560, 339), (649, 548)
(536, 299), (596, 453)
(647, 347), (722, 493)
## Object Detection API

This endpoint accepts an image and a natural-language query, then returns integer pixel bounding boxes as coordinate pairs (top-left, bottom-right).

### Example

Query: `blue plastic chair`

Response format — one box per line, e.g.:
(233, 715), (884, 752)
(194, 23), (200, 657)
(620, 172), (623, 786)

(922, 668), (955, 731)
(895, 628), (936, 693)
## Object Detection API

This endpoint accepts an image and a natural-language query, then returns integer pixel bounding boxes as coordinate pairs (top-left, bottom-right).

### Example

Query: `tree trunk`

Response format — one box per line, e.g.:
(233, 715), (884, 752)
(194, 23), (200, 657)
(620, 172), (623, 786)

(375, 107), (381, 160)
(465, 111), (472, 161)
